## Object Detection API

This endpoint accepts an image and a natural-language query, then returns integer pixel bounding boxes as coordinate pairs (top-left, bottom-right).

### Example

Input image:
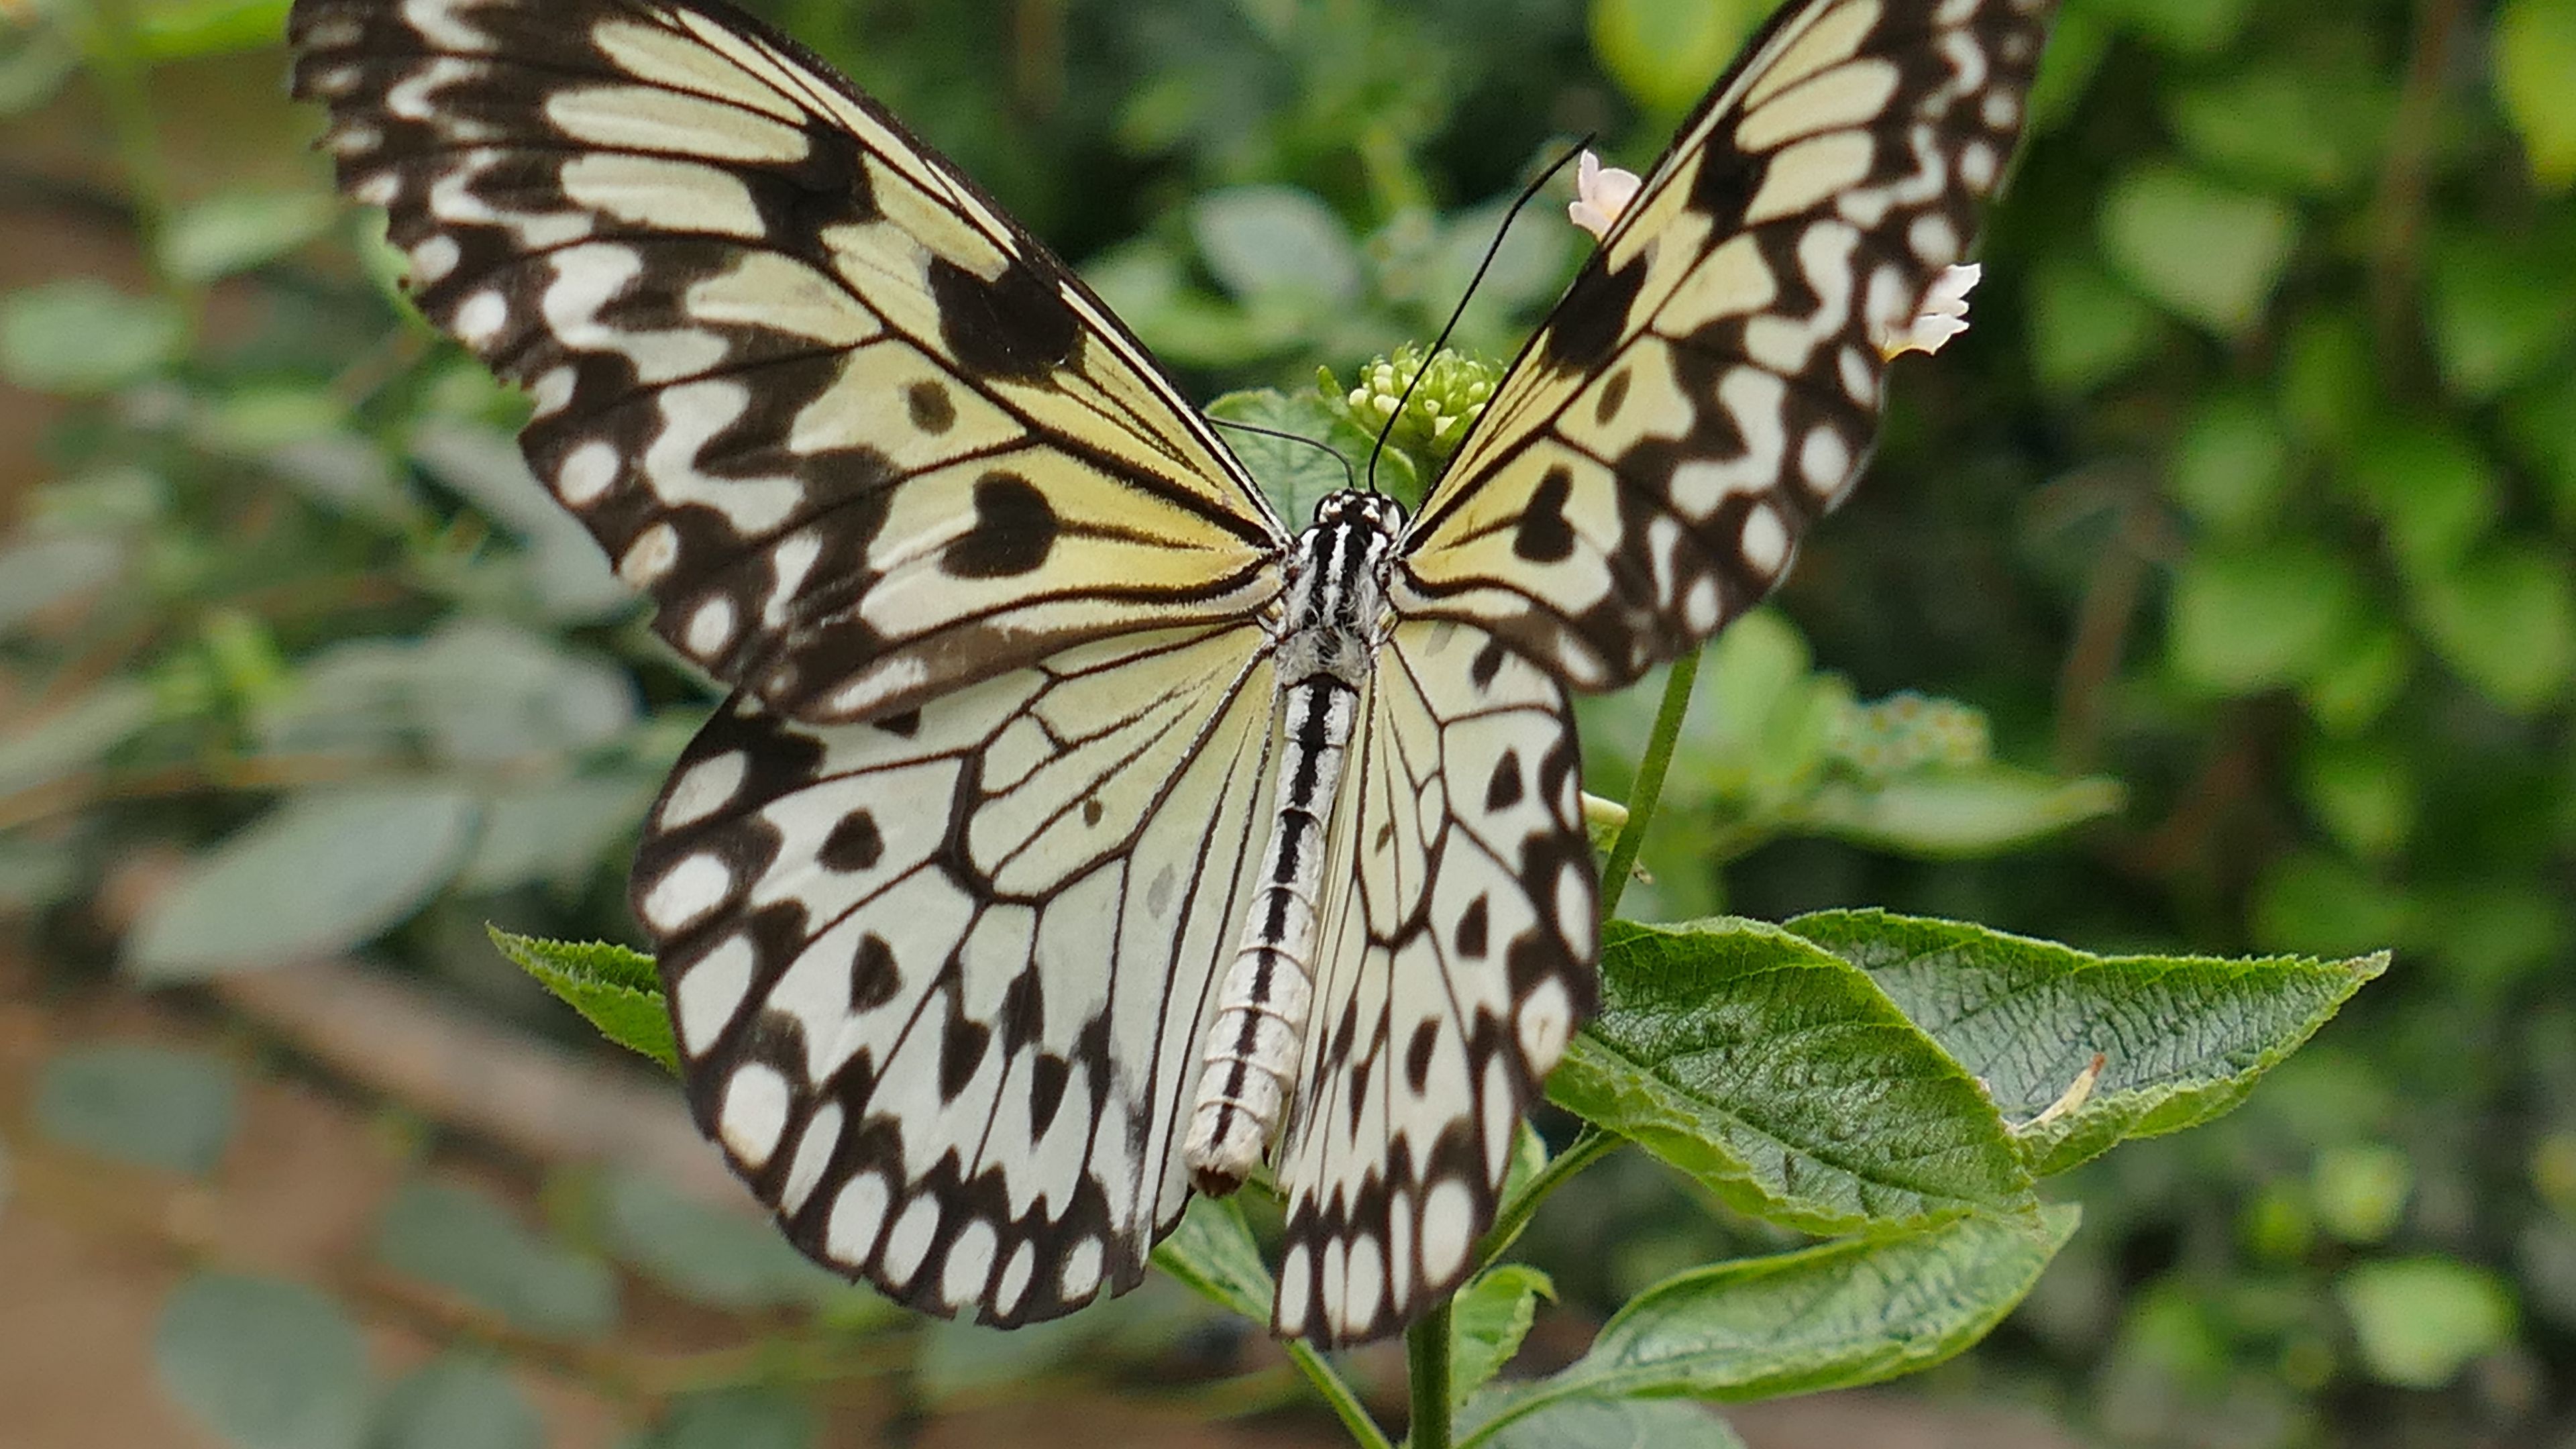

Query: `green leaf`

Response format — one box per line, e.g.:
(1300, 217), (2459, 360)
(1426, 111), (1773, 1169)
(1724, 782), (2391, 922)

(2169, 390), (2292, 537)
(132, 0), (296, 60)
(2026, 256), (2161, 395)
(2497, 0), (2576, 191)
(489, 928), (676, 1072)
(2504, 370), (2576, 525)
(1795, 766), (2123, 858)
(456, 777), (655, 894)
(2167, 544), (2366, 693)
(2427, 230), (2576, 399)
(1206, 386), (1363, 524)
(598, 1169), (851, 1312)
(1472, 1397), (1746, 1449)
(372, 1178), (621, 1339)
(1151, 1193), (1273, 1324)
(2165, 62), (2392, 195)
(35, 1042), (238, 1174)
(2300, 623), (2413, 736)
(156, 1273), (372, 1449)
(2344, 420), (2498, 576)
(2278, 311), (2376, 453)
(370, 1356), (540, 1449)
(2091, 0), (2251, 53)
(2312, 1142), (2412, 1244)
(1589, 0), (1770, 113)
(1191, 186), (1360, 305)
(1458, 1210), (2077, 1445)
(2252, 851), (2416, 959)
(162, 191), (339, 283)
(1552, 918), (2035, 1233)
(2297, 737), (2414, 860)
(0, 280), (185, 395)
(635, 1388), (814, 1449)
(1790, 910), (2389, 1177)
(127, 786), (481, 981)
(0, 680), (156, 799)
(258, 620), (638, 765)
(0, 530), (125, 636)
(2408, 542), (2576, 711)
(2337, 1258), (2517, 1387)
(2100, 166), (2297, 336)
(1452, 1265), (1554, 1407)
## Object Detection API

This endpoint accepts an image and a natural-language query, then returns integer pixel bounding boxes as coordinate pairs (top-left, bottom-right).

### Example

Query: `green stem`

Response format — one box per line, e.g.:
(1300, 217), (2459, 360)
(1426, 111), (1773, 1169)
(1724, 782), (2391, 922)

(1598, 647), (1703, 917)
(79, 0), (182, 302)
(1286, 1340), (1393, 1449)
(1477, 1126), (1620, 1264)
(1405, 1297), (1452, 1449)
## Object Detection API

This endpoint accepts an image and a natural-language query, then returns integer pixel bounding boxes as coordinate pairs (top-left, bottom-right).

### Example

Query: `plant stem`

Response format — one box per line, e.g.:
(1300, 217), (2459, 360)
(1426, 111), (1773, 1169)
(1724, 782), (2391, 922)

(1599, 646), (1703, 917)
(1287, 1340), (1393, 1449)
(78, 0), (183, 305)
(1479, 1126), (1619, 1263)
(1405, 1297), (1452, 1449)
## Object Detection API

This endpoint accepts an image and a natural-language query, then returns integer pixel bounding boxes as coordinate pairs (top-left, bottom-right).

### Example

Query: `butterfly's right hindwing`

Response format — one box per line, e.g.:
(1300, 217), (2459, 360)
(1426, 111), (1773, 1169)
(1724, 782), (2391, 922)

(290, 0), (1286, 723)
(634, 624), (1281, 1323)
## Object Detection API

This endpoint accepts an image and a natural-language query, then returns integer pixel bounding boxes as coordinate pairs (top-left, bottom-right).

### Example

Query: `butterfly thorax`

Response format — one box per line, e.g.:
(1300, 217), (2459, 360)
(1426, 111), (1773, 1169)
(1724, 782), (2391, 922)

(1183, 490), (1405, 1195)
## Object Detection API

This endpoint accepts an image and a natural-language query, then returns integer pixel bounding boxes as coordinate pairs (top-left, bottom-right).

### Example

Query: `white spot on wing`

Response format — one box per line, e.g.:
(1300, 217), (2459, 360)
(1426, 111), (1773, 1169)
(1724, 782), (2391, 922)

(943, 1220), (997, 1307)
(881, 1194), (942, 1287)
(779, 1100), (843, 1214)
(1421, 1177), (1474, 1284)
(640, 850), (731, 932)
(826, 1173), (892, 1264)
(718, 1062), (790, 1168)
(673, 932), (755, 1053)
(661, 749), (748, 830)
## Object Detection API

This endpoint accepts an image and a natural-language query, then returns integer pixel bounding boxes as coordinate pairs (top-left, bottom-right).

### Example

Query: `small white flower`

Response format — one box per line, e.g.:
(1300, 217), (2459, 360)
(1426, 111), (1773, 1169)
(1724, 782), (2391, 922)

(1876, 263), (1981, 358)
(1567, 150), (1643, 241)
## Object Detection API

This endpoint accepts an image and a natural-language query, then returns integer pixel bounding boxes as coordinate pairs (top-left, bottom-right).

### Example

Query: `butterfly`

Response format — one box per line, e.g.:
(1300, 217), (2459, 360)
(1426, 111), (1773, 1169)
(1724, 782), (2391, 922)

(289, 0), (2053, 1345)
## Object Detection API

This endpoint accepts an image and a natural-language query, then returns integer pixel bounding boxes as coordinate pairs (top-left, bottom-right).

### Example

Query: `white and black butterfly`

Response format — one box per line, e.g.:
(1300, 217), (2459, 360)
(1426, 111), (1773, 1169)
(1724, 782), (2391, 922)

(290, 0), (2053, 1344)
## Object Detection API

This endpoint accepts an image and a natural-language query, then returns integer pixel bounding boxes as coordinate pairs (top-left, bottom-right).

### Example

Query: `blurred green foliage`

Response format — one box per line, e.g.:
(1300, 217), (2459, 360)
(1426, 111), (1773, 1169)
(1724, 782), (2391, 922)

(0, 0), (2571, 1444)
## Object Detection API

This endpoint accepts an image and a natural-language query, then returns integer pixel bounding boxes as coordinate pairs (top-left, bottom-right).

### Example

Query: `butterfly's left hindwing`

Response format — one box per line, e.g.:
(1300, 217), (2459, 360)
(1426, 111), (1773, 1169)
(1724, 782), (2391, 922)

(636, 625), (1280, 1324)
(290, 0), (1286, 724)
(1398, 0), (2053, 690)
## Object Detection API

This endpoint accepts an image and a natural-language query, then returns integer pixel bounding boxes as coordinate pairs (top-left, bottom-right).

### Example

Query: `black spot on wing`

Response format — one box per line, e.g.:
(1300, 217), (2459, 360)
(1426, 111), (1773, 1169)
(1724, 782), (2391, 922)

(1511, 466), (1578, 564)
(1454, 896), (1489, 960)
(942, 471), (1059, 578)
(1543, 248), (1648, 373)
(1405, 1020), (1440, 1093)
(820, 810), (883, 871)
(851, 932), (902, 1011)
(1485, 749), (1525, 812)
(906, 378), (957, 433)
(928, 256), (1081, 382)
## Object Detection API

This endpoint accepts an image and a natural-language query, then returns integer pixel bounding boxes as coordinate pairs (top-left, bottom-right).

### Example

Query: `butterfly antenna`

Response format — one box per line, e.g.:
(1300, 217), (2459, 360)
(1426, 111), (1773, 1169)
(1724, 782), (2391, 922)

(1363, 136), (1597, 496)
(1209, 415), (1358, 493)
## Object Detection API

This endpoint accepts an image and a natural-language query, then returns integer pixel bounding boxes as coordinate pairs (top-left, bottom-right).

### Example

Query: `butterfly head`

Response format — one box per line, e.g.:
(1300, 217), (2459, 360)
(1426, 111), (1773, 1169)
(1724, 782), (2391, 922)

(1278, 491), (1407, 684)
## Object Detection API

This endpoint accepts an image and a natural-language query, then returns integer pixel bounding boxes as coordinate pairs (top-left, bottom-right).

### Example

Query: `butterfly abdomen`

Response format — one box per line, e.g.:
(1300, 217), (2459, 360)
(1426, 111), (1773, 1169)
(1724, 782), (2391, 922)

(1185, 493), (1403, 1193)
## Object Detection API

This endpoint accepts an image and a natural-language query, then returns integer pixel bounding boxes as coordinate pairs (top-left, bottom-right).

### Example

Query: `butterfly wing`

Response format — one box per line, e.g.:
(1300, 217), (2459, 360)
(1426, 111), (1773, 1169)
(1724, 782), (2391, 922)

(290, 0), (1286, 724)
(635, 624), (1281, 1322)
(1269, 621), (1594, 1345)
(1395, 0), (2054, 689)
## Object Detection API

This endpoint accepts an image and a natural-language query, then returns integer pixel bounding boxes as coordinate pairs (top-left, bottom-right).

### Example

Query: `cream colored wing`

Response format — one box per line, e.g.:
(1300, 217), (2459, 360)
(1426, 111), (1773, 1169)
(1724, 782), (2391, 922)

(1397, 0), (2054, 690)
(291, 0), (1285, 724)
(632, 624), (1279, 1324)
(1269, 621), (1594, 1345)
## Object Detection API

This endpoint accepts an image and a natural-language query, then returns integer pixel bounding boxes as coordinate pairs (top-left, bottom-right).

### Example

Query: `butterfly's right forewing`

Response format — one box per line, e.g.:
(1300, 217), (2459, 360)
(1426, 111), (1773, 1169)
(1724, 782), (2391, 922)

(290, 0), (1287, 724)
